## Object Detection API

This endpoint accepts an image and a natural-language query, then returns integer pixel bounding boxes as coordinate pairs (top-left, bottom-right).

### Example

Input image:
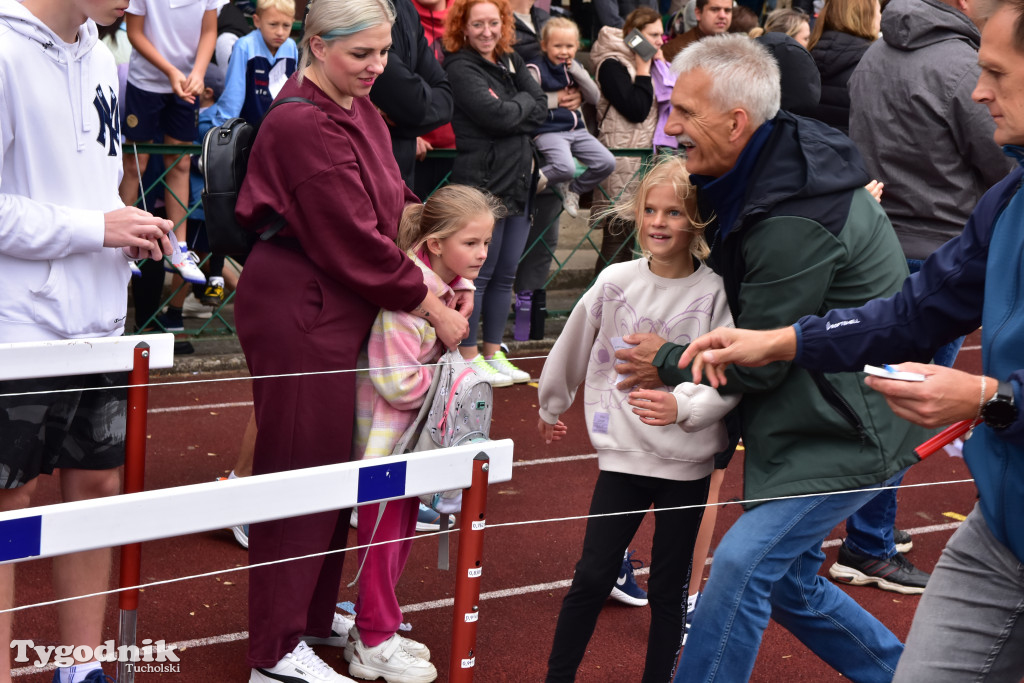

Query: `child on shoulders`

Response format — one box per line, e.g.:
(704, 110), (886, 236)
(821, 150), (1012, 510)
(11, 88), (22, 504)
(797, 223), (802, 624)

(537, 155), (739, 683)
(527, 16), (615, 218)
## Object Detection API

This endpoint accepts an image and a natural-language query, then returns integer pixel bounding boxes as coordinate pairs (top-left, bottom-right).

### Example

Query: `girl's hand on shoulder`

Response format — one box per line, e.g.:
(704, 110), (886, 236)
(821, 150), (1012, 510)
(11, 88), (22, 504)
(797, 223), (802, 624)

(628, 389), (677, 426)
(538, 417), (568, 444)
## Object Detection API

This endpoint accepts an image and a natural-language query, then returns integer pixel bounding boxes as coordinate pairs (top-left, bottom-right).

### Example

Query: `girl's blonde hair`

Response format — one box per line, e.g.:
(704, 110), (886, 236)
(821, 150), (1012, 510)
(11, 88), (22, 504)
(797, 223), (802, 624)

(539, 16), (580, 44)
(297, 0), (395, 83)
(398, 185), (506, 254)
(606, 155), (710, 262)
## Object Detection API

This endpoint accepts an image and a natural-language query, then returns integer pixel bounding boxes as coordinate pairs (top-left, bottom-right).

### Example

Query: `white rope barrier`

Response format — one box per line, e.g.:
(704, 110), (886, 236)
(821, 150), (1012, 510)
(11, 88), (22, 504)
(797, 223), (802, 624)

(0, 475), (974, 617)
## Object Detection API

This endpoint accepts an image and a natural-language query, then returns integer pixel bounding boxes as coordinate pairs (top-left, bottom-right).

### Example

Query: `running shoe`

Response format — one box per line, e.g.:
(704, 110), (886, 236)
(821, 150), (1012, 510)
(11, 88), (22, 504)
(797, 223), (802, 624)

(486, 350), (530, 384)
(466, 354), (513, 387)
(250, 641), (354, 683)
(828, 542), (929, 595)
(609, 549), (648, 606)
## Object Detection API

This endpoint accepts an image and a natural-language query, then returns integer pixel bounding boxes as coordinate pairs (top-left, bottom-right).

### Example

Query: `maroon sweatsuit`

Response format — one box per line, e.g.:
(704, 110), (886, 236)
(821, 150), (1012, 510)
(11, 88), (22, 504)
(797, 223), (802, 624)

(234, 75), (427, 668)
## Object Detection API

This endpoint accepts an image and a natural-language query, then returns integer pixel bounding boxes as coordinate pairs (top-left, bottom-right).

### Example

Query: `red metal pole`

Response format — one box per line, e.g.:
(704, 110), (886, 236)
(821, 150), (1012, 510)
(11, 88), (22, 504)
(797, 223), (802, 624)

(118, 343), (150, 683)
(448, 453), (491, 683)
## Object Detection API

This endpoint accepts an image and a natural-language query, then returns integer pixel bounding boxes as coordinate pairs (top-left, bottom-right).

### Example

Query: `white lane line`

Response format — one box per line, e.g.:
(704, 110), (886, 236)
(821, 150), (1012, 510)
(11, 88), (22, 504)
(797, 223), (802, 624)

(11, 519), (959, 675)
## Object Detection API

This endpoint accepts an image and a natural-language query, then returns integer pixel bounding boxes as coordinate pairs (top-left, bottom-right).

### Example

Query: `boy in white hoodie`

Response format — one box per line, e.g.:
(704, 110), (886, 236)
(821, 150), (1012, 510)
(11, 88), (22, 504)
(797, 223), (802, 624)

(0, 0), (172, 680)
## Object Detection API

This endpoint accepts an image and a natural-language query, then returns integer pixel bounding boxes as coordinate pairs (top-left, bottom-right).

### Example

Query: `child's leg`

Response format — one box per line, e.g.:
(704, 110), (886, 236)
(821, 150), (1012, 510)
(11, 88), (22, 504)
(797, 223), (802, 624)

(568, 130), (617, 195)
(689, 467), (725, 600)
(162, 137), (193, 244)
(534, 133), (577, 187)
(546, 471), (652, 683)
(354, 497), (419, 647)
(119, 143), (150, 207)
(119, 83), (163, 207)
(644, 474), (710, 683)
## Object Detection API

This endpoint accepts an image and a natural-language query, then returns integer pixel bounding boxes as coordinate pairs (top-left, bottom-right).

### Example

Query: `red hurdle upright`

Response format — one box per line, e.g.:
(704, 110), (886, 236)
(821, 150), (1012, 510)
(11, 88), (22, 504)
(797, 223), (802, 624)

(448, 452), (492, 682)
(118, 341), (152, 683)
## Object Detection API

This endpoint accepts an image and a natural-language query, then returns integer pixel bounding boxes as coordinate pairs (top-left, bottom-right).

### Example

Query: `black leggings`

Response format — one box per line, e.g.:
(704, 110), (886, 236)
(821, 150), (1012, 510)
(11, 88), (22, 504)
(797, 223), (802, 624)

(546, 470), (710, 683)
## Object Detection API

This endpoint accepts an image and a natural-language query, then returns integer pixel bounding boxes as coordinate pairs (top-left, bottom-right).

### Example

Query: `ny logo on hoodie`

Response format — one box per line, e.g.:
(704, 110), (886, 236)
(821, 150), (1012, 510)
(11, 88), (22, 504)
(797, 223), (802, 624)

(92, 85), (120, 157)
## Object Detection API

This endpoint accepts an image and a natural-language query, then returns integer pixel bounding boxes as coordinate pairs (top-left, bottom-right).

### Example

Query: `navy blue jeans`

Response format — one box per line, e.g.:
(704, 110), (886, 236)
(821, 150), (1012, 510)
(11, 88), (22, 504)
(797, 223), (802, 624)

(461, 212), (531, 348)
(675, 470), (908, 683)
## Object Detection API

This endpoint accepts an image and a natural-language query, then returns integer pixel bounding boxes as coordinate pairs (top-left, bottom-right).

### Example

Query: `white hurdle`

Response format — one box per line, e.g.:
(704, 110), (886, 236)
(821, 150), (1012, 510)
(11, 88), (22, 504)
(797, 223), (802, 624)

(0, 335), (514, 683)
(0, 441), (514, 563)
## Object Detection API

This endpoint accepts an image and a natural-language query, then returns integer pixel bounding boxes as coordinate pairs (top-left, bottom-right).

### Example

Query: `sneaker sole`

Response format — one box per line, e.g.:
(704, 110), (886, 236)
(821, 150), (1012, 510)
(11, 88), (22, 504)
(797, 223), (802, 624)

(608, 586), (649, 606)
(231, 525), (249, 549)
(482, 376), (513, 388)
(828, 561), (926, 595)
(347, 661), (437, 683)
(894, 540), (912, 554)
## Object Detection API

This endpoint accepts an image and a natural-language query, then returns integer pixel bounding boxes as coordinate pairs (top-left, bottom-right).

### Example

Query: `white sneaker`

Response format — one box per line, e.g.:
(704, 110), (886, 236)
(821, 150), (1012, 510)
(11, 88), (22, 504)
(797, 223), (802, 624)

(344, 626), (431, 663)
(182, 293), (213, 319)
(303, 611), (356, 648)
(346, 631), (436, 683)
(486, 351), (530, 383)
(250, 641), (354, 683)
(466, 354), (513, 387)
(174, 247), (207, 285)
(558, 183), (580, 218)
(537, 168), (549, 194)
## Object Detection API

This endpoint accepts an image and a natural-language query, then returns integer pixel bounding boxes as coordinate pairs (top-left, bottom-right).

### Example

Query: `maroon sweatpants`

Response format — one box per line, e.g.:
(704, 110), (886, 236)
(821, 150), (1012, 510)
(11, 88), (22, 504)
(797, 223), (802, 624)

(236, 240), (379, 668)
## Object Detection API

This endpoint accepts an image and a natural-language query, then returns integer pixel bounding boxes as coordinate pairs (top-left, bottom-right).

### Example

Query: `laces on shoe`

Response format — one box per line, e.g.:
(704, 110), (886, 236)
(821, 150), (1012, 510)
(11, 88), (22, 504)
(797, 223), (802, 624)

(470, 355), (505, 376)
(288, 642), (335, 677)
(625, 549), (645, 574)
(488, 351), (521, 373)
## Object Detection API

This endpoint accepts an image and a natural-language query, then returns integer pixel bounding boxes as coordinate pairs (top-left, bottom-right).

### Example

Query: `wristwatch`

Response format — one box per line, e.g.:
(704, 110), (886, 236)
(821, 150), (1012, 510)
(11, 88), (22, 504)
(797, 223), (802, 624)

(982, 380), (1017, 430)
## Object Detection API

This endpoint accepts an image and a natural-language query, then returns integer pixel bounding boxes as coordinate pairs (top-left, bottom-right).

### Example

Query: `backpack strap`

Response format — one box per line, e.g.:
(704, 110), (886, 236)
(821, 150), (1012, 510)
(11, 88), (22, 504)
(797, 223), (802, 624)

(257, 97), (320, 242)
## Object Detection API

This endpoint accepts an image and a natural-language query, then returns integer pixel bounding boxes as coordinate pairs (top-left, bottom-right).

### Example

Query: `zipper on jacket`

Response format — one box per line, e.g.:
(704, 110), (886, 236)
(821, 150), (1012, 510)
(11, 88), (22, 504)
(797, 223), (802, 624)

(809, 370), (868, 446)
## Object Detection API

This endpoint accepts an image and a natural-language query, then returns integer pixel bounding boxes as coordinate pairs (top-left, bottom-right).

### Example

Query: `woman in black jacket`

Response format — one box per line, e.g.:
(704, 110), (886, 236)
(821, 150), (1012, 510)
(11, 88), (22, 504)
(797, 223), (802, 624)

(807, 0), (880, 134)
(443, 0), (547, 384)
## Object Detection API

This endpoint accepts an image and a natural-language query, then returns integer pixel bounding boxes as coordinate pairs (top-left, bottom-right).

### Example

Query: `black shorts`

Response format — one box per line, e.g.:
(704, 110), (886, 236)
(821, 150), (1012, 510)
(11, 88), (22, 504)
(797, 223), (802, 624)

(123, 82), (199, 142)
(0, 372), (128, 489)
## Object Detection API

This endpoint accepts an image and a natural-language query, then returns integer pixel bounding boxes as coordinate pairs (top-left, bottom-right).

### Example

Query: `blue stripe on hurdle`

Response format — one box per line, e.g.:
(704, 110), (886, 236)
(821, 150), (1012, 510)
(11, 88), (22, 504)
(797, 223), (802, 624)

(357, 462), (407, 504)
(0, 516), (41, 562)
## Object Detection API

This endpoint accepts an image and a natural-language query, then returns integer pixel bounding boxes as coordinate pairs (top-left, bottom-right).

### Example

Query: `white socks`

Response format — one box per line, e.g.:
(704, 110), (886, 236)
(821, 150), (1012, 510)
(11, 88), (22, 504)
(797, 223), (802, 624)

(687, 592), (699, 612)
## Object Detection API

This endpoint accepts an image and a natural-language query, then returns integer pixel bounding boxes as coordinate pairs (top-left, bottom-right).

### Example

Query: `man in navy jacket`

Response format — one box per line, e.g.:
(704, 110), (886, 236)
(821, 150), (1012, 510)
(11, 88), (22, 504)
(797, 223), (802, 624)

(678, 3), (1024, 679)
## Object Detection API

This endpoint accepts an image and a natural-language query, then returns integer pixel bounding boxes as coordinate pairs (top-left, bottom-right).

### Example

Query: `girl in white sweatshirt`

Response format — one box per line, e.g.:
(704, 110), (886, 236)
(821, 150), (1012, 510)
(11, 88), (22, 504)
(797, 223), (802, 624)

(538, 154), (738, 683)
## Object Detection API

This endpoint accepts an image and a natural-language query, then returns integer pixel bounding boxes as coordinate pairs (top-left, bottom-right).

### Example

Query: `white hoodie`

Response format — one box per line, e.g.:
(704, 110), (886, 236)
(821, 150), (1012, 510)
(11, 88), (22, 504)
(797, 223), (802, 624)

(0, 0), (130, 342)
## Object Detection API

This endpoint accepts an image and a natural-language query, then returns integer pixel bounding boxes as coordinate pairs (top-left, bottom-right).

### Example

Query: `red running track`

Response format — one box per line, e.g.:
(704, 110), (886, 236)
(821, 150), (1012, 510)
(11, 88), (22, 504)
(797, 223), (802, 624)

(8, 333), (982, 682)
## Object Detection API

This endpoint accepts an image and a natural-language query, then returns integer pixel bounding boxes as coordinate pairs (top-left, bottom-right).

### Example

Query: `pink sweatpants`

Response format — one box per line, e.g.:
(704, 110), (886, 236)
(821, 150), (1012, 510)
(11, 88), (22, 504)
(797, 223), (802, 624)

(354, 497), (419, 647)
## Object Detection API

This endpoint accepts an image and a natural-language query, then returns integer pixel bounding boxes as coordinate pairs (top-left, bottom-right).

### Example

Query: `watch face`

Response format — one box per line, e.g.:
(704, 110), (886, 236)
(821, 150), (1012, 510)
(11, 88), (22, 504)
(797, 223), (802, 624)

(983, 398), (1017, 429)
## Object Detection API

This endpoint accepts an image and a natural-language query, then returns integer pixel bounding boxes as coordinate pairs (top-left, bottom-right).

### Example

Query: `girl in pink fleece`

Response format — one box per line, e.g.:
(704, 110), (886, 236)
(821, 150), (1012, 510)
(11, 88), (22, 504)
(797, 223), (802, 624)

(347, 186), (502, 683)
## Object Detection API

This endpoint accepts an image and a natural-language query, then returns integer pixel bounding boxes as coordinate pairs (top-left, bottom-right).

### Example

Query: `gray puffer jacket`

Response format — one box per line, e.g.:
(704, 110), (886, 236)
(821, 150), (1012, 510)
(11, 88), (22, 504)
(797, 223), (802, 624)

(848, 0), (1013, 259)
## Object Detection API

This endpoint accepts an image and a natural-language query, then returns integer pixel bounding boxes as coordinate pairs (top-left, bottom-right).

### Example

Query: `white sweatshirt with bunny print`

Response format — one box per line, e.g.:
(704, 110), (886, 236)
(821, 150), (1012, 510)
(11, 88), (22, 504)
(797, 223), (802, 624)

(538, 258), (739, 481)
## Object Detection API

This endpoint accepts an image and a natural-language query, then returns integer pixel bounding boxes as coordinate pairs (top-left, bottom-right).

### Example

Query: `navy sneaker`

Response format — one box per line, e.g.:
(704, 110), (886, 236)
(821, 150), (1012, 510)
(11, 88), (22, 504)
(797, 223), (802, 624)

(683, 591), (700, 644)
(52, 668), (114, 682)
(609, 549), (648, 606)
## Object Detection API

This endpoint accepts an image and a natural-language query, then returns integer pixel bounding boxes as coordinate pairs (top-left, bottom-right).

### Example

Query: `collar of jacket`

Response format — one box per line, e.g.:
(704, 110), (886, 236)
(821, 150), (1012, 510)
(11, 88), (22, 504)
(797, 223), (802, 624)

(1004, 144), (1024, 168)
(690, 119), (775, 241)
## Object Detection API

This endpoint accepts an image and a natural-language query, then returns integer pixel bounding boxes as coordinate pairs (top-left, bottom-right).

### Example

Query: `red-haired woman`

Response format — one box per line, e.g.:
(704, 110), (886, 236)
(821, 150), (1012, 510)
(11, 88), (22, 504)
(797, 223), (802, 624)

(443, 0), (547, 385)
(807, 0), (881, 134)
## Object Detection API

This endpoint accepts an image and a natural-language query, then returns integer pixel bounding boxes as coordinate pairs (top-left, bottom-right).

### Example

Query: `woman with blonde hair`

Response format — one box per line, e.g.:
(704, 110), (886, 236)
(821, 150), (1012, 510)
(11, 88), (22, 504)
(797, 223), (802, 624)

(236, 0), (469, 681)
(763, 7), (811, 47)
(807, 0), (881, 133)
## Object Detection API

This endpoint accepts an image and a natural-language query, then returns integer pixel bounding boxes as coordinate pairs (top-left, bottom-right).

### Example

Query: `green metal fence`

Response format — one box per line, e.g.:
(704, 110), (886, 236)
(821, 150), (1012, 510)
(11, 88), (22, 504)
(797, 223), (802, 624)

(125, 142), (657, 338)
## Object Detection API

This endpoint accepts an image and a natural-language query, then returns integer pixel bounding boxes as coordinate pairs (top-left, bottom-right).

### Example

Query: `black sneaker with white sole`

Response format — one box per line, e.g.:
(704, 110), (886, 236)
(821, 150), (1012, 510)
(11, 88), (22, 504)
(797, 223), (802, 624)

(828, 542), (929, 595)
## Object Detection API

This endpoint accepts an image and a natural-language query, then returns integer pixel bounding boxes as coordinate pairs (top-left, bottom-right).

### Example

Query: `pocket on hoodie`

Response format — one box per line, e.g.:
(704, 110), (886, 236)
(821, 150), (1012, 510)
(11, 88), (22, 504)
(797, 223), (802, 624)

(31, 254), (130, 337)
